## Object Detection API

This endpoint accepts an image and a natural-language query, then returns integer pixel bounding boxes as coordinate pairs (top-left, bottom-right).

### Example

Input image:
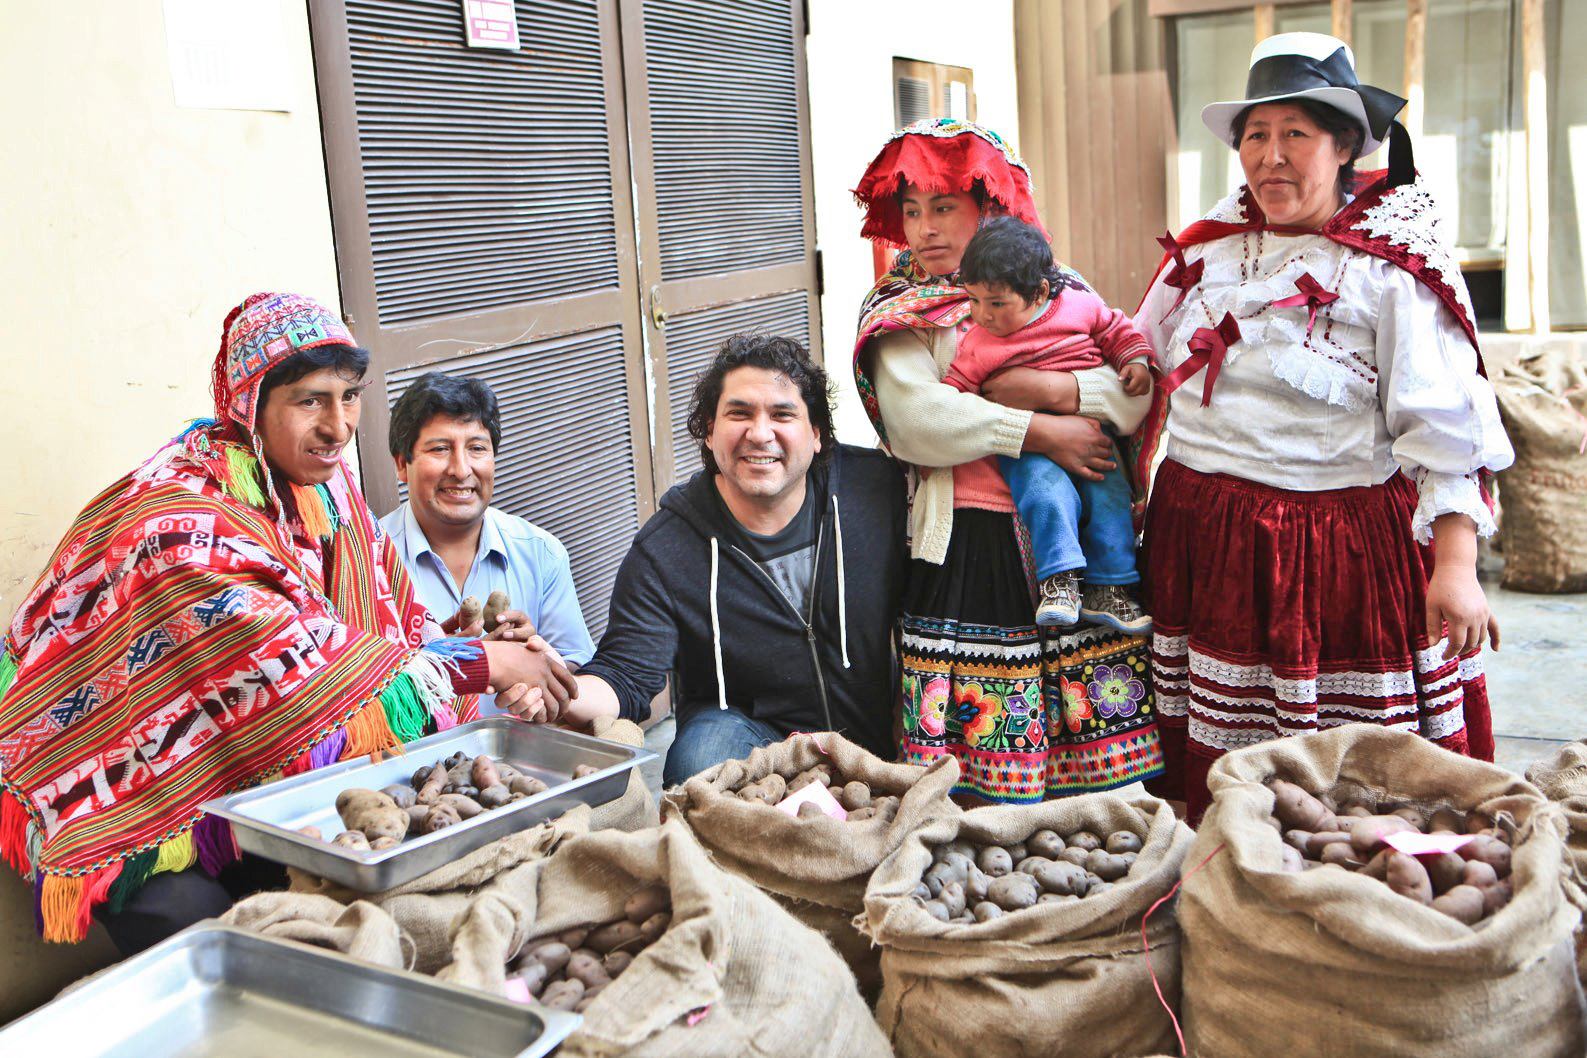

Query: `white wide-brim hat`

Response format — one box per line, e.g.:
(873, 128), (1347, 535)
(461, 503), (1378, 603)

(1201, 32), (1405, 157)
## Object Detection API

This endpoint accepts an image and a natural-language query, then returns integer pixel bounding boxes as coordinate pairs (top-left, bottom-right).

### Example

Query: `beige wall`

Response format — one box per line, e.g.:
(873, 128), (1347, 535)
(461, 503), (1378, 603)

(0, 0), (339, 618)
(806, 0), (1020, 446)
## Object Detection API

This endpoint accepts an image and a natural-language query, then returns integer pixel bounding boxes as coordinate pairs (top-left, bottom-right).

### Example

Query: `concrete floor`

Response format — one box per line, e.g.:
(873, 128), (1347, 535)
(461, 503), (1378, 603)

(638, 579), (1587, 797)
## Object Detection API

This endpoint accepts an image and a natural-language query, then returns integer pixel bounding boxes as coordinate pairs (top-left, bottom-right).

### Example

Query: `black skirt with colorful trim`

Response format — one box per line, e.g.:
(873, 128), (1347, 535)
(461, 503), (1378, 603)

(898, 508), (1165, 802)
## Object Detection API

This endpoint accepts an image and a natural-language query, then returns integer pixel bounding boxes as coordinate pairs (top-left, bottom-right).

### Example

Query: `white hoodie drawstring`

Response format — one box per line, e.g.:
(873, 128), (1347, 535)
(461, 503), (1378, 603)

(833, 495), (850, 669)
(709, 536), (728, 709)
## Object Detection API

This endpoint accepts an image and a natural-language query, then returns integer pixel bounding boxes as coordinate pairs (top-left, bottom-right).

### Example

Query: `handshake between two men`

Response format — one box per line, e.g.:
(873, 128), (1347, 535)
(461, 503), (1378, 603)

(441, 591), (579, 724)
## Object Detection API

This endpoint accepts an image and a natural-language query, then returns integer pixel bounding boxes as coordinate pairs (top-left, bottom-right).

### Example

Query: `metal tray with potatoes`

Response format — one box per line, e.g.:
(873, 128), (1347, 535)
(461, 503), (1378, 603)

(0, 924), (578, 1057)
(202, 718), (653, 891)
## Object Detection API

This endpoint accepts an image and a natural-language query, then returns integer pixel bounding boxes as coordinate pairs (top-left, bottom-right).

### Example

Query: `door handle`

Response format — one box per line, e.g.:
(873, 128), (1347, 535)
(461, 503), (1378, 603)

(650, 285), (668, 330)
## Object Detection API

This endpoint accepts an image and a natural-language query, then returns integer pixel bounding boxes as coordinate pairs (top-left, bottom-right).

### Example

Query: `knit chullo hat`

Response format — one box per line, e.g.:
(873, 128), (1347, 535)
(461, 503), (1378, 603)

(212, 292), (355, 434)
(852, 118), (1044, 247)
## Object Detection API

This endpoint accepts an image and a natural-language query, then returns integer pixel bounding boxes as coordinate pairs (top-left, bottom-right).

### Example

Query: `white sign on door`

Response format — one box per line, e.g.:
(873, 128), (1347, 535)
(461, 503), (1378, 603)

(463, 0), (520, 51)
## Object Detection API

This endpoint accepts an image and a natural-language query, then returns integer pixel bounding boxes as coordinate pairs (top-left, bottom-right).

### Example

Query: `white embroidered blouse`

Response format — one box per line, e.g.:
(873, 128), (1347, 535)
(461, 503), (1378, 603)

(1133, 187), (1513, 543)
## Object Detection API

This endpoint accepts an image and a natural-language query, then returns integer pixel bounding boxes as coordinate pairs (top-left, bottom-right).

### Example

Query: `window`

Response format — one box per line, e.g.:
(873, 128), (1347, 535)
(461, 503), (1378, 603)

(1547, 0), (1587, 327)
(891, 58), (976, 129)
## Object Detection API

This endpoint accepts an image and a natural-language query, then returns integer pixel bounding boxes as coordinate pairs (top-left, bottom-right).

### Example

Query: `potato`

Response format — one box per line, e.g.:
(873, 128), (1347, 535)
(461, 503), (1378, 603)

(1014, 856), (1051, 876)
(509, 775), (549, 797)
(912, 882), (931, 902)
(1027, 829), (1065, 859)
(1432, 884), (1486, 925)
(1279, 844), (1305, 872)
(1479, 879), (1513, 915)
(638, 912), (672, 943)
(1058, 847), (1092, 868)
(404, 803), (431, 835)
(797, 801), (825, 819)
(411, 765), (442, 789)
(1341, 805), (1373, 818)
(1360, 848), (1393, 880)
(623, 885), (669, 924)
(477, 784), (511, 809)
(923, 861), (958, 897)
(1269, 780), (1335, 832)
(335, 788), (408, 843)
(1461, 860), (1499, 889)
(603, 951), (635, 977)
(847, 807), (878, 821)
(839, 781), (872, 811)
(976, 846), (1013, 877)
(446, 760), (476, 788)
(922, 900), (951, 922)
(758, 774), (788, 803)
(1390, 806), (1428, 831)
(1105, 831), (1143, 855)
(1458, 835), (1511, 877)
(539, 978), (585, 1011)
(556, 927), (591, 949)
(1033, 860), (1088, 897)
(1465, 811), (1495, 834)
(1321, 842), (1363, 868)
(965, 869), (991, 903)
(298, 825), (323, 840)
(423, 803), (462, 834)
(370, 836), (400, 851)
(332, 830), (370, 850)
(987, 873), (1040, 911)
(1304, 831), (1353, 858)
(973, 901), (1004, 923)
(526, 941), (572, 975)
(1348, 816), (1416, 857)
(940, 881), (967, 918)
(942, 840), (977, 863)
(380, 784), (417, 810)
(587, 920), (643, 954)
(566, 950), (612, 988)
(457, 595), (482, 631)
(1429, 807), (1465, 834)
(416, 778), (444, 805)
(1005, 842), (1028, 862)
(573, 764), (600, 780)
(482, 590), (511, 634)
(1424, 852), (1466, 894)
(1067, 830), (1102, 852)
(513, 961), (548, 997)
(437, 793), (484, 820)
(941, 851), (975, 881)
(1085, 850), (1130, 882)
(471, 755), (501, 791)
(1385, 851), (1433, 905)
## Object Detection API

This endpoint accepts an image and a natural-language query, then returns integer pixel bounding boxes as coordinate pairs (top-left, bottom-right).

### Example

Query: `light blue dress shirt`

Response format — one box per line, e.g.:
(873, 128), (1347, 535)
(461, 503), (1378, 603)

(381, 503), (596, 716)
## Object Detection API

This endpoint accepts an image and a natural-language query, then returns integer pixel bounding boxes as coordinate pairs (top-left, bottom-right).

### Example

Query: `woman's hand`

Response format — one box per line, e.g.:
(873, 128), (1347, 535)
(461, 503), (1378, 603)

(1025, 413), (1115, 482)
(1426, 513), (1500, 660)
(983, 367), (1080, 414)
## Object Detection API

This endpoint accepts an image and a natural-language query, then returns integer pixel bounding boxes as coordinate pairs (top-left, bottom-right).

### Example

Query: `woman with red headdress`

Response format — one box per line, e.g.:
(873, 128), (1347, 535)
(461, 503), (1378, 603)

(853, 119), (1167, 803)
(1131, 34), (1513, 819)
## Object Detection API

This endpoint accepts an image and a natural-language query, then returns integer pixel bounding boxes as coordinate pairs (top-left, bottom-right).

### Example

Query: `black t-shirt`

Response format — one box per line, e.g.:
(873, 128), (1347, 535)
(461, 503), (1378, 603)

(711, 470), (823, 620)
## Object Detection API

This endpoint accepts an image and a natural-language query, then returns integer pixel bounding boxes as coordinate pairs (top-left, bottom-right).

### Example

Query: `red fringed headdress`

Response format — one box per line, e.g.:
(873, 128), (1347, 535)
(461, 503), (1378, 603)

(852, 119), (1043, 247)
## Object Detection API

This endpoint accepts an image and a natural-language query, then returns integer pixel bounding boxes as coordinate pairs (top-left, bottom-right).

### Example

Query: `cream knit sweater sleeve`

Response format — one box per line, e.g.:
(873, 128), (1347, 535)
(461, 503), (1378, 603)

(870, 328), (1031, 467)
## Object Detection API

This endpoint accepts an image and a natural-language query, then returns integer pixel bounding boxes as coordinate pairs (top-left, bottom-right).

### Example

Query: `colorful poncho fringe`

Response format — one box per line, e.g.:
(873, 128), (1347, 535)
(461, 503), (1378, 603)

(0, 423), (477, 941)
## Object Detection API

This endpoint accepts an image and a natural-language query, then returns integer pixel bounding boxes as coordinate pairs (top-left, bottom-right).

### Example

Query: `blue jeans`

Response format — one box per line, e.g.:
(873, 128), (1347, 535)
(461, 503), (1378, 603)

(998, 454), (1138, 584)
(663, 706), (781, 787)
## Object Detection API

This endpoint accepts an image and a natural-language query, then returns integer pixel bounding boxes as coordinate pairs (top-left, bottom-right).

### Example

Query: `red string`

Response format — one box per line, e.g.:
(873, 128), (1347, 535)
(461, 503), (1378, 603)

(1141, 841), (1226, 1058)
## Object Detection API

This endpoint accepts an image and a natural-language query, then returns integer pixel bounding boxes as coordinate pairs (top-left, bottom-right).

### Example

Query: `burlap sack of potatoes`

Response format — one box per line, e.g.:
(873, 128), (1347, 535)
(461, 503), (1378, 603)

(858, 795), (1192, 1058)
(660, 731), (959, 995)
(1184, 725), (1586, 1058)
(585, 715), (661, 832)
(221, 893), (415, 970)
(439, 817), (892, 1058)
(1525, 740), (1587, 983)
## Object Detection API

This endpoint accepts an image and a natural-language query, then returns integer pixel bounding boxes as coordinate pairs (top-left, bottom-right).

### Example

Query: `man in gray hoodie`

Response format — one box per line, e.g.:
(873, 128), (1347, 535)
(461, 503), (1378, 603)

(549, 333), (908, 785)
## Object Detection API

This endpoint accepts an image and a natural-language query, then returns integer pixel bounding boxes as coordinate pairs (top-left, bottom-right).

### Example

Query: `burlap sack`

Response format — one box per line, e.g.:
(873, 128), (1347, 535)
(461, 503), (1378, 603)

(1183, 725), (1586, 1057)
(440, 818), (892, 1058)
(220, 893), (414, 969)
(1526, 741), (1587, 981)
(1492, 338), (1587, 592)
(661, 731), (959, 994)
(586, 715), (661, 832)
(859, 795), (1193, 1058)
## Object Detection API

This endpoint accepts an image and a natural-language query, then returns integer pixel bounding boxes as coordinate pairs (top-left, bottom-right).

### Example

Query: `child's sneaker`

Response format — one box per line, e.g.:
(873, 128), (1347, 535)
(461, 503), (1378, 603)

(1079, 584), (1153, 635)
(1036, 572), (1082, 627)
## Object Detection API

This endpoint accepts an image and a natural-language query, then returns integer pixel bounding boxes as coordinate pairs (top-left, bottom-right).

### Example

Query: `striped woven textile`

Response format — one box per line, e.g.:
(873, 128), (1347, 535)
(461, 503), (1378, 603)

(0, 428), (468, 940)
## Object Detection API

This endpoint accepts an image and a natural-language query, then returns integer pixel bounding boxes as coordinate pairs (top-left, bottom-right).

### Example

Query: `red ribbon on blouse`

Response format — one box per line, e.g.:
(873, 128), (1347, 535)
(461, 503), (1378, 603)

(1270, 271), (1340, 342)
(1156, 231), (1205, 323)
(1160, 313), (1241, 407)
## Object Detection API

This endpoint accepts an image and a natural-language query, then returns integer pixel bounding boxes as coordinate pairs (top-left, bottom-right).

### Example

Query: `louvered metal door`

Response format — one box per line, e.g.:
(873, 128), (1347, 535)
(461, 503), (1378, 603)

(311, 0), (653, 637)
(618, 0), (822, 489)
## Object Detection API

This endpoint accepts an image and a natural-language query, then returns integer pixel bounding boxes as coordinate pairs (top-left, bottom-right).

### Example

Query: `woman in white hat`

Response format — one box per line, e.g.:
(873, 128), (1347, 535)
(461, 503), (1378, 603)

(1128, 33), (1514, 819)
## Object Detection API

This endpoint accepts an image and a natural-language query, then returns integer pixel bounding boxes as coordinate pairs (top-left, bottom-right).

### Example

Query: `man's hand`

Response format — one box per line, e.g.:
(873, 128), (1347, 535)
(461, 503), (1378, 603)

(1025, 413), (1115, 482)
(440, 607), (484, 638)
(1119, 362), (1152, 397)
(482, 638), (578, 723)
(484, 608), (536, 643)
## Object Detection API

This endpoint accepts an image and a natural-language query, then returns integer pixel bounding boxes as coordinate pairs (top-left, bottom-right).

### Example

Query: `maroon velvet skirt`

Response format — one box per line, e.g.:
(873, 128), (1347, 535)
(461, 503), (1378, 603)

(1142, 459), (1494, 821)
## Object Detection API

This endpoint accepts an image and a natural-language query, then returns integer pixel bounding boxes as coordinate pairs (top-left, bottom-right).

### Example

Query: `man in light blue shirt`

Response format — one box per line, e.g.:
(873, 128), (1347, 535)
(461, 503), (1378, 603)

(381, 372), (595, 715)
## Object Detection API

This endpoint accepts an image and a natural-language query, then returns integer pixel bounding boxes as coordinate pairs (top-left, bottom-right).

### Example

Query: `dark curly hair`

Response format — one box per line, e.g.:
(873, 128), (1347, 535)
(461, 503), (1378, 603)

(958, 216), (1064, 305)
(1232, 98), (1365, 190)
(685, 332), (835, 476)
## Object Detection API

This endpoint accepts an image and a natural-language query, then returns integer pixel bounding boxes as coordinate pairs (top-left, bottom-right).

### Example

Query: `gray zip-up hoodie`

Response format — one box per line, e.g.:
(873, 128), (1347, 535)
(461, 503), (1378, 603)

(578, 444), (908, 759)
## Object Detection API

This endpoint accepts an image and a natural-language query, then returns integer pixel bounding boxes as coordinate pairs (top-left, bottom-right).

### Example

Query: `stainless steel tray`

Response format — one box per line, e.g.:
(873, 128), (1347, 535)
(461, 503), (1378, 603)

(203, 718), (654, 891)
(0, 924), (577, 1056)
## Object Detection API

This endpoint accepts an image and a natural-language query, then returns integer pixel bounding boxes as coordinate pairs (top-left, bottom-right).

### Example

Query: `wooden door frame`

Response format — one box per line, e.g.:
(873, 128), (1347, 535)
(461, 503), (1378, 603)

(307, 0), (658, 521)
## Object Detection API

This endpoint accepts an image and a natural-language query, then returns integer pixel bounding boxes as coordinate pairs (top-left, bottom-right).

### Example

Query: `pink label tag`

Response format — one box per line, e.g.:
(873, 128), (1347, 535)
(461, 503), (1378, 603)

(686, 1005), (711, 1027)
(774, 780), (847, 820)
(503, 977), (534, 1004)
(1382, 831), (1475, 856)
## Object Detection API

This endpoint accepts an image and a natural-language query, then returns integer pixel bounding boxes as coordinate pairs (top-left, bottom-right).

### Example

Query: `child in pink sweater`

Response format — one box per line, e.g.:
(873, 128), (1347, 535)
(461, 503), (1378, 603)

(947, 217), (1152, 632)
